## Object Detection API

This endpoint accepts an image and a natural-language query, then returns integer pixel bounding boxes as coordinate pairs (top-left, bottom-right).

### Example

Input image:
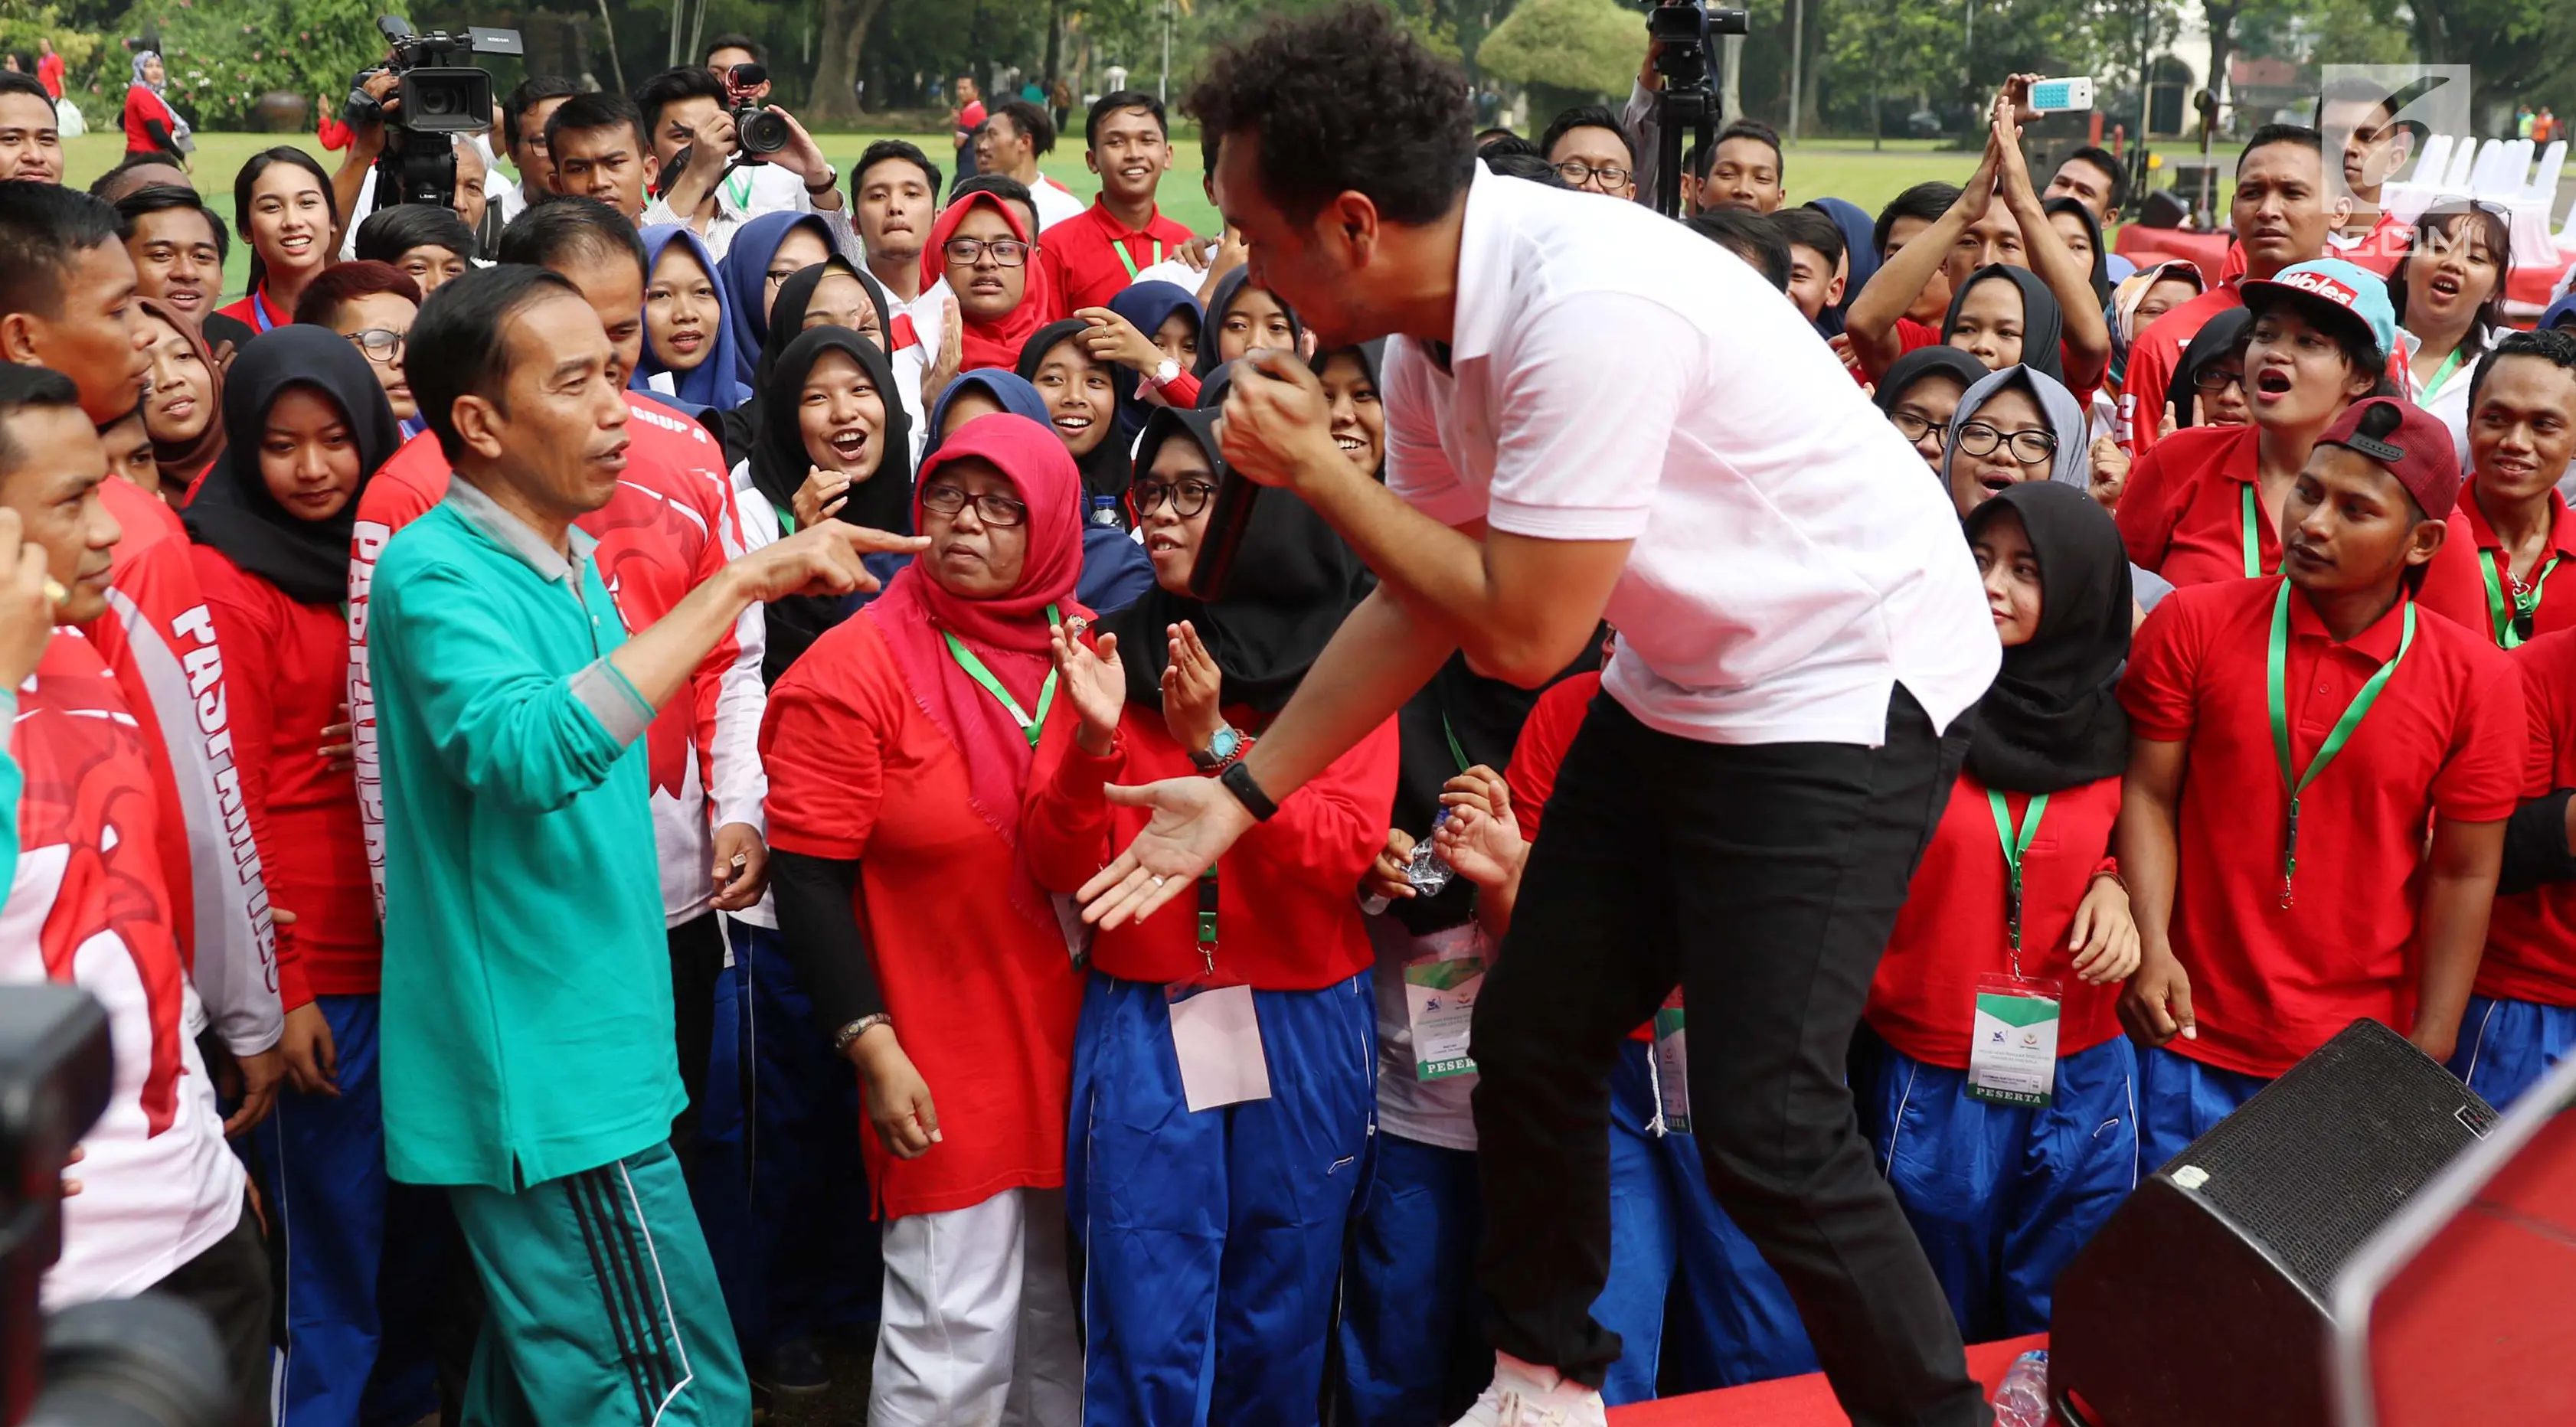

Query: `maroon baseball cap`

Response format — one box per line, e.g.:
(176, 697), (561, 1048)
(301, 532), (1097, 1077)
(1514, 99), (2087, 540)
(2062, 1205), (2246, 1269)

(2317, 397), (2460, 520)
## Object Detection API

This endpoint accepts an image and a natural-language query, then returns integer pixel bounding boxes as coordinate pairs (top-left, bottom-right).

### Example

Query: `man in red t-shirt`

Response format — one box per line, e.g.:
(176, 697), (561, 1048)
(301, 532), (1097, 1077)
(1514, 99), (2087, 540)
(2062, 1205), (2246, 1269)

(2117, 397), (2519, 1167)
(1037, 90), (1201, 313)
(950, 74), (986, 176)
(2460, 627), (2576, 1107)
(35, 38), (64, 100)
(2123, 126), (2337, 454)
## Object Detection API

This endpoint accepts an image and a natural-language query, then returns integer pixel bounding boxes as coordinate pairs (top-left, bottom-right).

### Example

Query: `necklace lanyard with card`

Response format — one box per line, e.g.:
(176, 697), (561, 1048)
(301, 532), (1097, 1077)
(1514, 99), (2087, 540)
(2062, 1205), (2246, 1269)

(1403, 927), (1486, 1081)
(1969, 789), (2064, 1105)
(1166, 860), (1273, 1111)
(2240, 483), (2275, 579)
(940, 606), (1061, 749)
(2267, 583), (2414, 907)
(2480, 547), (2558, 648)
(1650, 988), (1690, 1132)
(1113, 237), (1164, 280)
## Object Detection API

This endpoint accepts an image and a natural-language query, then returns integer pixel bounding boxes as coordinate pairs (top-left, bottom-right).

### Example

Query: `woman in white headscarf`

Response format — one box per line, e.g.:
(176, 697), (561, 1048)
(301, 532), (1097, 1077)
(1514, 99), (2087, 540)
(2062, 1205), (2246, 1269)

(121, 50), (192, 166)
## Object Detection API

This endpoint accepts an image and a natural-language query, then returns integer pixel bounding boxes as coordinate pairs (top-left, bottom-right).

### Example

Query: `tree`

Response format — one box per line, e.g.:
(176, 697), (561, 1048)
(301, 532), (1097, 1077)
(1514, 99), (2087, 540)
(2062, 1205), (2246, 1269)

(1477, 0), (1639, 108)
(139, 0), (384, 128)
(806, 0), (885, 120)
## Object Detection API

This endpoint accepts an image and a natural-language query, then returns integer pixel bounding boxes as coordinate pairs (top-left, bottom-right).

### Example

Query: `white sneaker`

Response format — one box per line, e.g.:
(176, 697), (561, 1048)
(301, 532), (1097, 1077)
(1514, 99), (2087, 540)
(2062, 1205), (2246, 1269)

(1450, 1353), (1610, 1427)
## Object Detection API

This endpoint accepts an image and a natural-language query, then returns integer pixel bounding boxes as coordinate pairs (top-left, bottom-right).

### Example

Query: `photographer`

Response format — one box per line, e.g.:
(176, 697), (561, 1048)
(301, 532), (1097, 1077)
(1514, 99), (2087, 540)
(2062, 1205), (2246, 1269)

(634, 64), (852, 261)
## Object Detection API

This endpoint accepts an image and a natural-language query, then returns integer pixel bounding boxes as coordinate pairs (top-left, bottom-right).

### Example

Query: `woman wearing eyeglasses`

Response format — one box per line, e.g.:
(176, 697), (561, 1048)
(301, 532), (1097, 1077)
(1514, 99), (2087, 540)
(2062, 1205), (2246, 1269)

(2166, 308), (2253, 433)
(181, 328), (440, 1427)
(1875, 347), (1992, 476)
(921, 189), (1059, 381)
(291, 260), (423, 438)
(1944, 364), (2175, 619)
(763, 413), (1091, 1425)
(1031, 406), (1392, 1427)
(2391, 201), (2512, 467)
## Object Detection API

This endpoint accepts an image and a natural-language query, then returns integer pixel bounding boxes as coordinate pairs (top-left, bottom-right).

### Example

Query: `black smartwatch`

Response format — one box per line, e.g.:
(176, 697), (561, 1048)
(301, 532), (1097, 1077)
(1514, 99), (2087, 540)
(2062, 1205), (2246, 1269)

(1219, 760), (1278, 821)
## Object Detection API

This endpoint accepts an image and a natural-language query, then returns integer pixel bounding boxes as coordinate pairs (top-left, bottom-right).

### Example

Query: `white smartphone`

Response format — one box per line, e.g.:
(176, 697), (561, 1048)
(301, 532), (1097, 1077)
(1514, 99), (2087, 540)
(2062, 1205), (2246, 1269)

(2027, 77), (2095, 114)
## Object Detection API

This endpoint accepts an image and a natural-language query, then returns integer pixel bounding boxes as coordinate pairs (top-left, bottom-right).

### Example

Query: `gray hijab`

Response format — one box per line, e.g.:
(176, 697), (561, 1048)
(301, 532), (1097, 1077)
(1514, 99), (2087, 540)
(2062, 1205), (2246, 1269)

(1943, 363), (2089, 491)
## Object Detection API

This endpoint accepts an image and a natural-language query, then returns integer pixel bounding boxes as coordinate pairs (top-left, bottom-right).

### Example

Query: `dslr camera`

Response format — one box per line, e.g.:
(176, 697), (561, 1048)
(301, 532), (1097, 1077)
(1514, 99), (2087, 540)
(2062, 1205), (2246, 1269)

(3, 985), (234, 1427)
(724, 63), (789, 158)
(348, 15), (525, 210)
(1643, 0), (1750, 217)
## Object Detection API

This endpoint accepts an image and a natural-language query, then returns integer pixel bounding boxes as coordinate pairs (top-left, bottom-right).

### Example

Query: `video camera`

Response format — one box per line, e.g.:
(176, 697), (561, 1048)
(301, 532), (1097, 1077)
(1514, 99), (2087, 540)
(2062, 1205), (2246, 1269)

(348, 15), (525, 211)
(1646, 0), (1750, 218)
(3, 985), (231, 1427)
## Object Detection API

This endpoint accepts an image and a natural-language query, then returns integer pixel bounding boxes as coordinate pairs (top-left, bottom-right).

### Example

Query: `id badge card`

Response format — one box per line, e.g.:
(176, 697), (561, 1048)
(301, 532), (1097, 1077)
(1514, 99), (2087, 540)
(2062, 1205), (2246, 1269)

(1404, 945), (1486, 1081)
(1966, 973), (2063, 1106)
(1651, 989), (1690, 1133)
(1167, 982), (1272, 1112)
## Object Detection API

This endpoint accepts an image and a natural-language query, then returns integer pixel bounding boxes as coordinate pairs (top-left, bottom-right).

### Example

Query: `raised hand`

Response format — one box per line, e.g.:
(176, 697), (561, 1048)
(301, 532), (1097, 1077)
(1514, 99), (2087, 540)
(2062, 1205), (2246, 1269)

(1160, 622), (1224, 752)
(1435, 766), (1525, 891)
(1075, 305), (1165, 374)
(1220, 348), (1343, 491)
(1051, 622), (1126, 756)
(794, 464), (853, 528)
(0, 508), (54, 689)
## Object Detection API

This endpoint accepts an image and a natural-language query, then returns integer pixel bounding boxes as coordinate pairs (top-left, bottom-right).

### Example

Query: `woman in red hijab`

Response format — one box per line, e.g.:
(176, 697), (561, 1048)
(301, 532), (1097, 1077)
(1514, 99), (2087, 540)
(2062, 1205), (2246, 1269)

(920, 189), (1058, 375)
(760, 411), (1090, 1424)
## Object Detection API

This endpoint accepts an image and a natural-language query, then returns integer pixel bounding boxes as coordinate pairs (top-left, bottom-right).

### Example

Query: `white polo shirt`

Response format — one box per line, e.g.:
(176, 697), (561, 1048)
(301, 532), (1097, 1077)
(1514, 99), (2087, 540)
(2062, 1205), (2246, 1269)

(1384, 163), (1997, 746)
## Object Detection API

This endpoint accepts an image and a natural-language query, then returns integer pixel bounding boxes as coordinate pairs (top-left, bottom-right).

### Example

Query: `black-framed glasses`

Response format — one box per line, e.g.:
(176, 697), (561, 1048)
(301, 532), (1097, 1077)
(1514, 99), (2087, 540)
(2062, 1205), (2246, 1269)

(1553, 159), (1632, 189)
(2193, 364), (2245, 392)
(1888, 412), (1941, 443)
(920, 482), (1028, 526)
(346, 328), (405, 364)
(943, 237), (1031, 267)
(1129, 478), (1217, 519)
(1953, 421), (2058, 463)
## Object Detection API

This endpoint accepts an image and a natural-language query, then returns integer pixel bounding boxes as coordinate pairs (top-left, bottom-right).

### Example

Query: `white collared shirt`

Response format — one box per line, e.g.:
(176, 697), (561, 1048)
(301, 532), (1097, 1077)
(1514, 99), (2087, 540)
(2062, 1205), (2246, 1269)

(1384, 163), (1998, 746)
(642, 161), (857, 263)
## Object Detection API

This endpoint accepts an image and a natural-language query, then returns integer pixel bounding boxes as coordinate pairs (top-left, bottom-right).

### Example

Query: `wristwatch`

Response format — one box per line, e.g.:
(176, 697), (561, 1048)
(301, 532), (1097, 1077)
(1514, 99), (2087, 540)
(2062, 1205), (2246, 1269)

(833, 1011), (891, 1053)
(804, 162), (839, 194)
(1220, 760), (1279, 821)
(1190, 724), (1244, 772)
(1151, 358), (1182, 389)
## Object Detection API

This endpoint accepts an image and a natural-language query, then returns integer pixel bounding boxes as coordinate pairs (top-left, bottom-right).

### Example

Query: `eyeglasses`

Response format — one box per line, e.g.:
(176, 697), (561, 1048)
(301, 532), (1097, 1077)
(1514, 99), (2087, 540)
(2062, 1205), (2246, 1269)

(2193, 365), (2245, 392)
(1129, 478), (1217, 519)
(920, 482), (1029, 526)
(345, 328), (405, 364)
(1953, 421), (2058, 463)
(943, 237), (1031, 267)
(1888, 412), (1941, 444)
(1553, 160), (1632, 189)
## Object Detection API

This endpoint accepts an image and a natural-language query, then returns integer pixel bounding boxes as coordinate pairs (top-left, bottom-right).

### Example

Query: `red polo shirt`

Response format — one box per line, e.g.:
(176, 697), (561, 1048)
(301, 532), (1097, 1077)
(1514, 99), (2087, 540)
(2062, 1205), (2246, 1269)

(2120, 576), (2522, 1077)
(2119, 423), (2275, 589)
(1866, 771), (2125, 1069)
(2417, 488), (2576, 649)
(2479, 629), (2576, 1006)
(1037, 198), (1198, 314)
(212, 286), (292, 335)
(2123, 283), (2244, 454)
(1506, 671), (1667, 1043)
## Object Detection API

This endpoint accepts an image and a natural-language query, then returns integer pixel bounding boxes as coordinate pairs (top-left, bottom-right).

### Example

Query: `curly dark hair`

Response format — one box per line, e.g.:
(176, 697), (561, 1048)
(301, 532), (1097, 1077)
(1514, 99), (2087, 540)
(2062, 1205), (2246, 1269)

(1182, 2), (1473, 226)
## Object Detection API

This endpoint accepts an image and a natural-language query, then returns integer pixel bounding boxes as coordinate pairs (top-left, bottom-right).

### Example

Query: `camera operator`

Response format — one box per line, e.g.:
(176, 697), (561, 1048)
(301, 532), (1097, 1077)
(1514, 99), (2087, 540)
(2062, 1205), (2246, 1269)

(635, 64), (851, 262)
(332, 63), (502, 260)
(703, 34), (769, 100)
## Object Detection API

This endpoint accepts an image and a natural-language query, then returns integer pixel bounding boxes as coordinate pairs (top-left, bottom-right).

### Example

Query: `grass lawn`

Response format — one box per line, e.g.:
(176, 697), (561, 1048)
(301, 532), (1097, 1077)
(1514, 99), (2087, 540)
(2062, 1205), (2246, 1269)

(64, 129), (2219, 303)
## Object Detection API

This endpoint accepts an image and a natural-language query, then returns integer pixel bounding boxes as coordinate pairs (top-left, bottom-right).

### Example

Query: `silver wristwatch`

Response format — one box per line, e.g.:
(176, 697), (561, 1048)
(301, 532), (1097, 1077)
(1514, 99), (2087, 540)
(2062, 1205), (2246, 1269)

(834, 1012), (891, 1053)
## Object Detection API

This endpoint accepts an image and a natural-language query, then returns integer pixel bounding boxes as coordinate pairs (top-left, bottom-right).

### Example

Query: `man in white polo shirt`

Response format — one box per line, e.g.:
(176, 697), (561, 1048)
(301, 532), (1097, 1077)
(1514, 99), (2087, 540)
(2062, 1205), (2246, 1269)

(1071, 9), (1998, 1427)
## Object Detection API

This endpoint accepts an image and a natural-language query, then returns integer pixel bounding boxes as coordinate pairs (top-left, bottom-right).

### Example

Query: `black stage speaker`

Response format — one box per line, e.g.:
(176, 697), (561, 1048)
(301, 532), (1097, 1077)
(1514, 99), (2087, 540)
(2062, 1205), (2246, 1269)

(2048, 1019), (2499, 1427)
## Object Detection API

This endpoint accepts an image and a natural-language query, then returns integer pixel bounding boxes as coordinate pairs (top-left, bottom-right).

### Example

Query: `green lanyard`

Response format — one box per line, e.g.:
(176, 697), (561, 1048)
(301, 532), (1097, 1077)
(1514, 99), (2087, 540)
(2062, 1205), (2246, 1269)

(1985, 789), (2051, 968)
(940, 605), (1061, 749)
(1113, 237), (1163, 280)
(2266, 583), (2415, 907)
(2424, 345), (2467, 400)
(724, 166), (756, 214)
(1440, 711), (1471, 776)
(2479, 547), (2558, 648)
(2241, 483), (2274, 579)
(1197, 864), (1219, 975)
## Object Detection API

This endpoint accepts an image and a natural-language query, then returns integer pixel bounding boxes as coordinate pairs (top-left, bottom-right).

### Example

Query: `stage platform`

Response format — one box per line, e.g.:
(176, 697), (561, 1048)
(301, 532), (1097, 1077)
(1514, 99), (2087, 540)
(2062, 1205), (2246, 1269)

(1607, 1334), (2045, 1425)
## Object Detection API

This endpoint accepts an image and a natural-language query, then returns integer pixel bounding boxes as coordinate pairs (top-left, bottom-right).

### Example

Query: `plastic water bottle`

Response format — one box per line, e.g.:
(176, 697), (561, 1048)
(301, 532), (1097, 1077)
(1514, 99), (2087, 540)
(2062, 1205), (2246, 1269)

(1088, 495), (1120, 527)
(1404, 809), (1457, 896)
(1990, 1349), (2050, 1427)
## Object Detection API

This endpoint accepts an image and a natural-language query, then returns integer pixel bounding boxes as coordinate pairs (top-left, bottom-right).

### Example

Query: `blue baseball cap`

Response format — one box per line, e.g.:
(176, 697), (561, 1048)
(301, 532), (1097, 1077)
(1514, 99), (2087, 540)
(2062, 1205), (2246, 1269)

(2238, 258), (2398, 362)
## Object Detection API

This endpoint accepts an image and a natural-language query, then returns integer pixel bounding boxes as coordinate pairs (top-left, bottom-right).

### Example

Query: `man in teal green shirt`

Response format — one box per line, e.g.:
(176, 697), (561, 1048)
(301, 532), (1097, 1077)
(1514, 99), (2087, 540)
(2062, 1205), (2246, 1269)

(370, 265), (911, 1425)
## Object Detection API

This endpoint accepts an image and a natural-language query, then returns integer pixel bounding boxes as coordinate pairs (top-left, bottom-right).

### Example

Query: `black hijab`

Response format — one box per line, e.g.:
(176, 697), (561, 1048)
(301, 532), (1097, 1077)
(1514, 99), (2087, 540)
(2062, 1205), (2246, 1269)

(2042, 197), (2111, 307)
(1942, 264), (2067, 385)
(2169, 306), (2251, 429)
(1016, 318), (1132, 506)
(1195, 267), (1305, 378)
(750, 326), (916, 684)
(1961, 482), (2131, 793)
(181, 326), (397, 606)
(1102, 407), (1368, 718)
(728, 256), (891, 457)
(1872, 345), (1991, 416)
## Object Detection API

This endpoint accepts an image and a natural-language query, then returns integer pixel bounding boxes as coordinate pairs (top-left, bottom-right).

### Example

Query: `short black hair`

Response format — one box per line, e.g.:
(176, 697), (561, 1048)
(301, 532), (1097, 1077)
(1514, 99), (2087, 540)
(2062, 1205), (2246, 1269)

(355, 204), (476, 266)
(703, 32), (763, 64)
(1539, 105), (1633, 166)
(2238, 123), (2324, 175)
(410, 264), (586, 462)
(0, 71), (49, 109)
(2316, 74), (2400, 129)
(2391, 201), (2511, 362)
(856, 139), (941, 198)
(87, 151), (192, 201)
(495, 194), (647, 281)
(291, 259), (423, 328)
(1769, 206), (1843, 269)
(2469, 327), (2576, 407)
(545, 90), (647, 156)
(1479, 133), (1541, 162)
(1686, 209), (1790, 292)
(989, 99), (1055, 155)
(1715, 118), (1783, 175)
(1086, 89), (1168, 150)
(0, 181), (121, 322)
(113, 183), (230, 268)
(502, 75), (581, 155)
(948, 173), (1037, 233)
(0, 363), (81, 481)
(633, 64), (725, 140)
(1183, 3), (1474, 226)
(2061, 145), (2129, 210)
(233, 147), (339, 293)
(1486, 151), (1565, 186)
(1875, 181), (1961, 257)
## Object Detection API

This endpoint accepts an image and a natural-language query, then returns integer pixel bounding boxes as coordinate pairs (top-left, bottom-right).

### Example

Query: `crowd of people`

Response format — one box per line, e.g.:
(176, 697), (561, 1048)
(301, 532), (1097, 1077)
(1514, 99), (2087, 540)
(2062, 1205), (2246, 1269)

(0, 8), (2571, 1427)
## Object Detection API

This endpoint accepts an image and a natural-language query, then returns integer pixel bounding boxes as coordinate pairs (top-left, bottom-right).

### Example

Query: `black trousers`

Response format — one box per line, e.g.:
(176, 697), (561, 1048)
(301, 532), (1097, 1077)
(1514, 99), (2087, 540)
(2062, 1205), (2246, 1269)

(149, 1197), (274, 1427)
(666, 911), (727, 1171)
(1468, 686), (1988, 1427)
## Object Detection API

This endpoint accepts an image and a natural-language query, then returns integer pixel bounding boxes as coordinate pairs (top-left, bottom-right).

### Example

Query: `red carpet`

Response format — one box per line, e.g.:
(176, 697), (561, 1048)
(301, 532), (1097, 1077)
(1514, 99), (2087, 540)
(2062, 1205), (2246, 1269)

(1607, 1335), (2044, 1425)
